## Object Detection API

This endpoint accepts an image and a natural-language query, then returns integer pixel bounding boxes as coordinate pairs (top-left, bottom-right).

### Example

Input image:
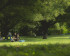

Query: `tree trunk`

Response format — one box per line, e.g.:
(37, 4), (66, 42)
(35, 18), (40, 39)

(43, 33), (47, 39)
(42, 30), (48, 39)
(40, 20), (48, 39)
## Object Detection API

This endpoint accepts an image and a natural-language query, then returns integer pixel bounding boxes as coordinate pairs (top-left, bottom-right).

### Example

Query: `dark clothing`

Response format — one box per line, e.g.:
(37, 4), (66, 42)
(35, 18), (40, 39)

(12, 33), (19, 41)
(13, 34), (17, 41)
(14, 35), (17, 38)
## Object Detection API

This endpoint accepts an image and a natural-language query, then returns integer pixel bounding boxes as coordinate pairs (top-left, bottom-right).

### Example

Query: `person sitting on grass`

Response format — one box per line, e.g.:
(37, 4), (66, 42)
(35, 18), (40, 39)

(0, 32), (3, 41)
(17, 33), (20, 40)
(8, 32), (12, 40)
(11, 33), (19, 42)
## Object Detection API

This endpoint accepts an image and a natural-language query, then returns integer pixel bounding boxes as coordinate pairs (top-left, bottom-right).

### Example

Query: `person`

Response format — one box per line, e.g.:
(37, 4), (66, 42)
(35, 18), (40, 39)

(11, 33), (17, 42)
(14, 33), (17, 41)
(0, 32), (3, 40)
(0, 32), (1, 38)
(11, 32), (20, 42)
(8, 32), (12, 40)
(17, 33), (20, 40)
(11, 32), (19, 42)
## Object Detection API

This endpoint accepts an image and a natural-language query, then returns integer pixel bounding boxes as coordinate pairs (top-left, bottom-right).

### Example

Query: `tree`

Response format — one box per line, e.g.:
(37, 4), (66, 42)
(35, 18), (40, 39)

(0, 0), (25, 39)
(29, 0), (70, 39)
(18, 0), (70, 39)
(0, 0), (70, 39)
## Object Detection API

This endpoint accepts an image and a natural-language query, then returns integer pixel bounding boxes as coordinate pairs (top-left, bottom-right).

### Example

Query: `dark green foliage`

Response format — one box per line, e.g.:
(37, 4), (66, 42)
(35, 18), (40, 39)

(0, 0), (70, 38)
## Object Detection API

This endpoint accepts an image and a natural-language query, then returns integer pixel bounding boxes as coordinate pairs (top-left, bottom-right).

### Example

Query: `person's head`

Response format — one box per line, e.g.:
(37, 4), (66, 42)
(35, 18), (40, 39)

(9, 32), (11, 34)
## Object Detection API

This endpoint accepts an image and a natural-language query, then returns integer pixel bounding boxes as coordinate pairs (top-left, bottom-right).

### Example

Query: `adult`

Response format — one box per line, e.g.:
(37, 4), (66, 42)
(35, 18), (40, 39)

(8, 32), (12, 40)
(0, 32), (1, 38)
(13, 33), (17, 41)
(17, 33), (20, 40)
(0, 32), (3, 40)
(11, 33), (17, 42)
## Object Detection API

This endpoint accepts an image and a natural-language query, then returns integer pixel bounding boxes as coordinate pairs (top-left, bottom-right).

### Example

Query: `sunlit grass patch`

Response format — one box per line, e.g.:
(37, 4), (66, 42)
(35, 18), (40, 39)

(0, 35), (70, 56)
(0, 35), (70, 46)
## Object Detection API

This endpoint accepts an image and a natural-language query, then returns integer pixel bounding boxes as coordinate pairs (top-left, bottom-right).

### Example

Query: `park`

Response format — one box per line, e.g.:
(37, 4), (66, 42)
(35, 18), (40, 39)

(0, 35), (70, 56)
(0, 0), (70, 56)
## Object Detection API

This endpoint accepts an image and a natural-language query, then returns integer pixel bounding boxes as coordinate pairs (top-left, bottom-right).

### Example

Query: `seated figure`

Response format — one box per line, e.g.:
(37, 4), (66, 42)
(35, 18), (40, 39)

(11, 33), (19, 42)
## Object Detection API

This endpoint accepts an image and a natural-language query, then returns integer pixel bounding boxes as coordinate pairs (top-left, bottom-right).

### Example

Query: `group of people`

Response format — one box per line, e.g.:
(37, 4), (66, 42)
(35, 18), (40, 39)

(0, 32), (20, 42)
(11, 32), (20, 42)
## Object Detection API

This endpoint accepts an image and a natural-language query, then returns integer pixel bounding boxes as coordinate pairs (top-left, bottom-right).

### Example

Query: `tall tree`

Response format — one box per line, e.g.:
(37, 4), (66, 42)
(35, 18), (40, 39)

(0, 0), (24, 39)
(0, 0), (70, 39)
(26, 0), (70, 39)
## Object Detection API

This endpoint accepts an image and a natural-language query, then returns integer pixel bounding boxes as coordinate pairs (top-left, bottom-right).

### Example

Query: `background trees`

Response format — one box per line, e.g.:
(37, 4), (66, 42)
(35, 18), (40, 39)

(0, 0), (70, 39)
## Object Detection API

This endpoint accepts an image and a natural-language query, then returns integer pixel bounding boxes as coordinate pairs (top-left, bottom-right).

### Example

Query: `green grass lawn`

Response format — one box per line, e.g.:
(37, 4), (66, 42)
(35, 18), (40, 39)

(0, 35), (70, 46)
(0, 35), (70, 56)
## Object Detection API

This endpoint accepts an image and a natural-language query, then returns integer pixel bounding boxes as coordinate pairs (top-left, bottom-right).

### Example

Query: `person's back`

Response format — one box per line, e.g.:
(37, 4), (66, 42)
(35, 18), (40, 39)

(17, 33), (20, 40)
(14, 33), (18, 41)
(8, 32), (12, 40)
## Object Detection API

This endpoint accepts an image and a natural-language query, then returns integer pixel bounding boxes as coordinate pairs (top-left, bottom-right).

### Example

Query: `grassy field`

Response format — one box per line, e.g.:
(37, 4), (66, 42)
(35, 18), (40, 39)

(0, 35), (70, 56)
(0, 35), (70, 46)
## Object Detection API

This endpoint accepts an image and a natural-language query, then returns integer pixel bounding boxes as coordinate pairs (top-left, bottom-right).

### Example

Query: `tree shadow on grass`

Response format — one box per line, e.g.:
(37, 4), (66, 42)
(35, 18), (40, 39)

(0, 44), (70, 56)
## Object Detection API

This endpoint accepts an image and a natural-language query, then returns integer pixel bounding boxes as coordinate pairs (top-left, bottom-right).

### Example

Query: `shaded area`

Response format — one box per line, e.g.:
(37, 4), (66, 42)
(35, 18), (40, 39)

(0, 44), (70, 56)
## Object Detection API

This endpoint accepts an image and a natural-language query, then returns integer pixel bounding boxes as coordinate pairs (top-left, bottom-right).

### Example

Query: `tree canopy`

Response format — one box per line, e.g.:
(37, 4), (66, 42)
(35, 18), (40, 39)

(0, 0), (70, 39)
